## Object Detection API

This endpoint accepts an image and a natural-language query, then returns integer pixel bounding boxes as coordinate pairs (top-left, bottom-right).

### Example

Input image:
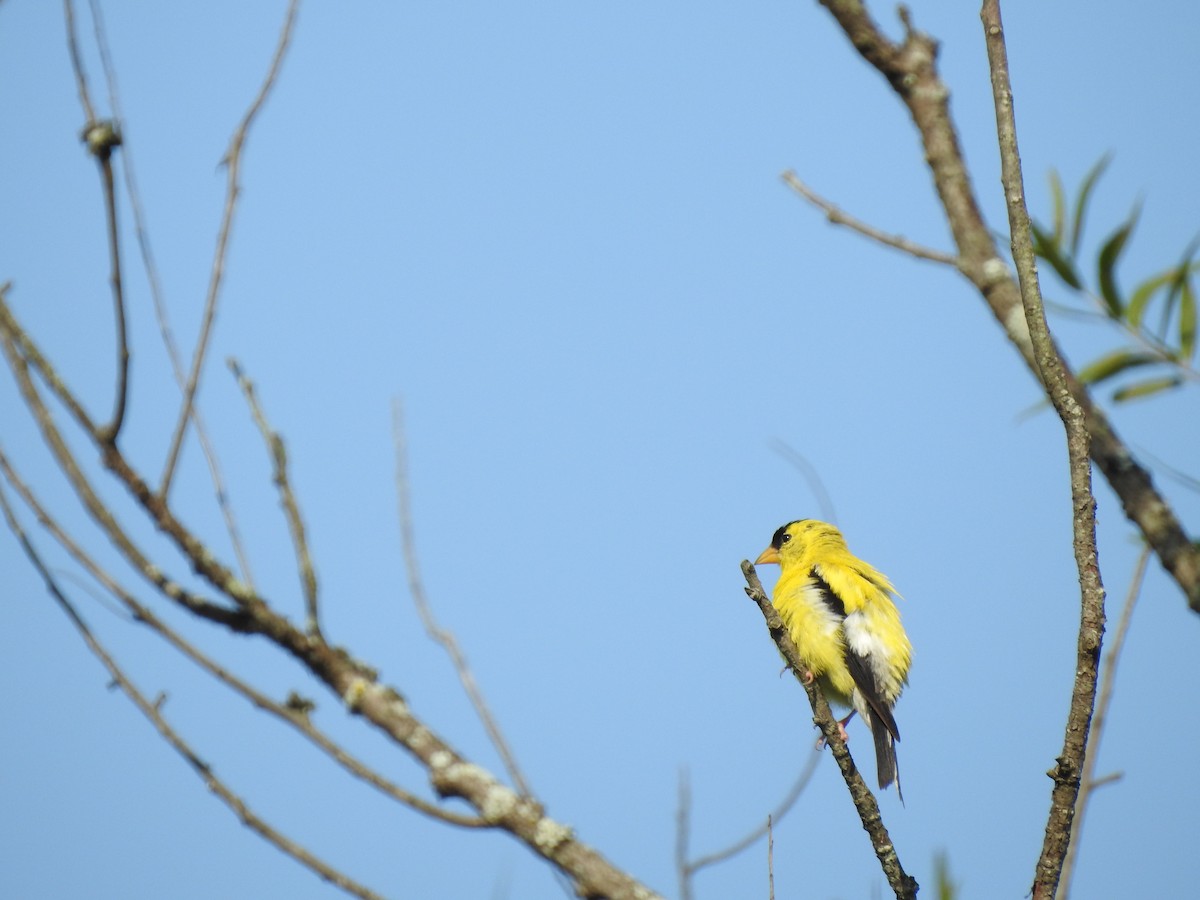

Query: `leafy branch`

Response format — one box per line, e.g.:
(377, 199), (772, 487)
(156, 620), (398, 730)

(1032, 156), (1199, 402)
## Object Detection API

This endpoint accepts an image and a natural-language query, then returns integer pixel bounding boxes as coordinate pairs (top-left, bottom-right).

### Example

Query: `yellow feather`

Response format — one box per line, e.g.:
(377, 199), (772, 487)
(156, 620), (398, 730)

(755, 519), (912, 797)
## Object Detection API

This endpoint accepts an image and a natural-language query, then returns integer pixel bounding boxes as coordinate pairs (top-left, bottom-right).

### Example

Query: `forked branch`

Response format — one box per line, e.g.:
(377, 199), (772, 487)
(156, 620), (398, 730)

(808, 0), (1199, 612)
(0, 486), (386, 900)
(159, 0), (301, 499)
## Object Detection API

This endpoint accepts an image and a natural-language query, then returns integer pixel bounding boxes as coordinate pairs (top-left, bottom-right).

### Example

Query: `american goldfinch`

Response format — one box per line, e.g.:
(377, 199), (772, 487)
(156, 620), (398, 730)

(755, 519), (911, 798)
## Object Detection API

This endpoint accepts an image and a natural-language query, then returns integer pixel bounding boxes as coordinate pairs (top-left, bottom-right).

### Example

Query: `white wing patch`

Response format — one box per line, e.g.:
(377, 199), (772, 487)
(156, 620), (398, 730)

(844, 610), (901, 694)
(798, 578), (845, 637)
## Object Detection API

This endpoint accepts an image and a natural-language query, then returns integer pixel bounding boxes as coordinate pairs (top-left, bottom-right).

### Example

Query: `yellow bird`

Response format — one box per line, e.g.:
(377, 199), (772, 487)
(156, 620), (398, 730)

(755, 519), (912, 798)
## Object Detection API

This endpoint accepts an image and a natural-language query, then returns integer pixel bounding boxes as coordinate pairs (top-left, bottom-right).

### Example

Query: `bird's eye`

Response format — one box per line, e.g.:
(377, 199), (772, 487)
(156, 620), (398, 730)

(770, 525), (792, 550)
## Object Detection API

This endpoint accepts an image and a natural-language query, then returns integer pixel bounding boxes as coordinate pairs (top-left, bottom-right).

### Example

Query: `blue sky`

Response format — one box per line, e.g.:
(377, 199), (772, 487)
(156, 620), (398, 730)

(2, 2), (1198, 898)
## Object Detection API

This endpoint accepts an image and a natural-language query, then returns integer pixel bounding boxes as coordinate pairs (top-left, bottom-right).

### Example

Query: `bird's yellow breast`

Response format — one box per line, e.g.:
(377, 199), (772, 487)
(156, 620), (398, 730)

(772, 569), (858, 705)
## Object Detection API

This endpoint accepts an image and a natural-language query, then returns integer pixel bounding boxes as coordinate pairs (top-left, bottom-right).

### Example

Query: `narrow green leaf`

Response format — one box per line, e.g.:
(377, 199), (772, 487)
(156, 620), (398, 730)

(1178, 274), (1196, 361)
(1071, 153), (1112, 257)
(1163, 241), (1200, 350)
(1097, 202), (1141, 317)
(1112, 375), (1183, 402)
(1031, 221), (1082, 290)
(1127, 267), (1178, 329)
(1048, 170), (1067, 245)
(934, 852), (959, 900)
(1076, 349), (1160, 386)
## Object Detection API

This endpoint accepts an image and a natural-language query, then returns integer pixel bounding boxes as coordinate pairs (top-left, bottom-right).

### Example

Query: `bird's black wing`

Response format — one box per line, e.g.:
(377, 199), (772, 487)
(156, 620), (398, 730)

(810, 567), (903, 797)
(810, 568), (900, 742)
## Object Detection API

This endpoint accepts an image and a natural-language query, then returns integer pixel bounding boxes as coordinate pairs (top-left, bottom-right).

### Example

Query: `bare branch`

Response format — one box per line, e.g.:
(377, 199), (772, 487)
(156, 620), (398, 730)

(159, 0), (301, 498)
(93, 140), (128, 443)
(0, 340), (254, 630)
(741, 561), (917, 899)
(674, 756), (821, 900)
(3, 445), (484, 829)
(980, 5), (1108, 897)
(62, 0), (96, 123)
(674, 756), (820, 900)
(64, 0), (129, 443)
(1060, 545), (1149, 899)
(2, 352), (657, 898)
(0, 488), (388, 900)
(391, 398), (535, 798)
(767, 815), (775, 900)
(675, 770), (693, 900)
(230, 359), (321, 636)
(0, 446), (249, 637)
(781, 170), (958, 266)
(85, 0), (257, 588)
(686, 749), (820, 877)
(0, 292), (101, 437)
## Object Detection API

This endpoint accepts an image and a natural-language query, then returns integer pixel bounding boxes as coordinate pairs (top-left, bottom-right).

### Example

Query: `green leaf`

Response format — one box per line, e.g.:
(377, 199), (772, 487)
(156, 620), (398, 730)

(1031, 221), (1082, 290)
(1071, 153), (1112, 257)
(1112, 375), (1183, 402)
(1127, 267), (1178, 329)
(1048, 170), (1067, 245)
(1097, 202), (1141, 317)
(934, 852), (959, 900)
(1179, 273), (1196, 361)
(1076, 349), (1160, 386)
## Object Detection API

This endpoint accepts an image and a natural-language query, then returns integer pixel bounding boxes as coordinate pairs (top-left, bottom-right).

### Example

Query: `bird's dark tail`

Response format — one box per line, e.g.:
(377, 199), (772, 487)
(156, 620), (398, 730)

(872, 720), (903, 804)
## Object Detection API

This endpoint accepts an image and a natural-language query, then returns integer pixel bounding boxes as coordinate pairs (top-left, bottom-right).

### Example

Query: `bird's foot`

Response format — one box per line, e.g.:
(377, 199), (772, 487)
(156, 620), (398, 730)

(815, 715), (852, 750)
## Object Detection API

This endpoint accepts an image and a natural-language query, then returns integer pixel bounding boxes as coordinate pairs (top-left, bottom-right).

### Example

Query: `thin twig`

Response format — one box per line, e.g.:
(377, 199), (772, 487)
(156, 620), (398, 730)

(64, 0), (129, 443)
(0, 486), (387, 900)
(62, 0), (96, 122)
(391, 399), (535, 798)
(676, 770), (693, 900)
(741, 561), (917, 899)
(685, 749), (821, 878)
(86, 0), (257, 588)
(981, 4), (1108, 898)
(1059, 545), (1148, 899)
(767, 815), (775, 900)
(159, 0), (300, 498)
(94, 140), (128, 443)
(230, 359), (320, 636)
(781, 171), (958, 266)
(0, 295), (100, 437)
(768, 439), (839, 525)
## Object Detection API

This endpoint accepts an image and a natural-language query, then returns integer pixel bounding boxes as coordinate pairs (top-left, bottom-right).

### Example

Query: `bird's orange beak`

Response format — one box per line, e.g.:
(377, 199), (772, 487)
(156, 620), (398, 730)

(754, 546), (780, 566)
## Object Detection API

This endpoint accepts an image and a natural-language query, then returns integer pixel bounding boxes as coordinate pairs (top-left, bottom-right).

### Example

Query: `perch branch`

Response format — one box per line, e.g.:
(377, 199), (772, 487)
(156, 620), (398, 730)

(742, 560), (917, 900)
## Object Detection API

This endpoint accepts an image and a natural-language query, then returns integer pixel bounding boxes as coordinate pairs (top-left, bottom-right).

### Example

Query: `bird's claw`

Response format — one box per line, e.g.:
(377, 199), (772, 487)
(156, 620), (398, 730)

(815, 717), (851, 750)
